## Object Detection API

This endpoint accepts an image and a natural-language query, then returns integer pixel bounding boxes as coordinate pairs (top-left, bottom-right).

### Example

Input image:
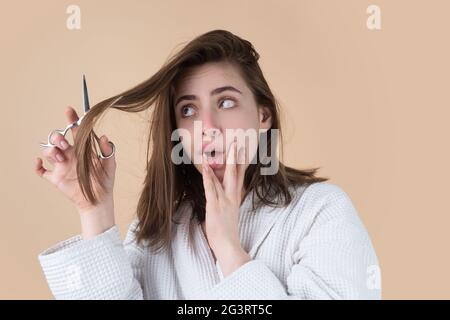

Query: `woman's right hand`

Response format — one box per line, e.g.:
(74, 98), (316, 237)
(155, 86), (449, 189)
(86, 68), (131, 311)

(34, 106), (117, 238)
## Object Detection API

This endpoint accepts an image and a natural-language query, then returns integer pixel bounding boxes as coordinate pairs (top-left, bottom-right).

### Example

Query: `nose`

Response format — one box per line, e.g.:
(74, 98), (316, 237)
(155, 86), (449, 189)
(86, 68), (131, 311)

(201, 109), (221, 140)
(203, 127), (220, 140)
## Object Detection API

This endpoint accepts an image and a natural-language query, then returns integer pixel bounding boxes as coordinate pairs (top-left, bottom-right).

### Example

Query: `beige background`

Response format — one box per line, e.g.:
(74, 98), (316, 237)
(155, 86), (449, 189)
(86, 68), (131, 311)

(1, 0), (449, 299)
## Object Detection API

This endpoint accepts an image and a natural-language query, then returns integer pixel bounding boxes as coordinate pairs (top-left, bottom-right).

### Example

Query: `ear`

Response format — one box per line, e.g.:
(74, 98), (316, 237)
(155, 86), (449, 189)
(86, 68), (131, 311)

(258, 106), (272, 132)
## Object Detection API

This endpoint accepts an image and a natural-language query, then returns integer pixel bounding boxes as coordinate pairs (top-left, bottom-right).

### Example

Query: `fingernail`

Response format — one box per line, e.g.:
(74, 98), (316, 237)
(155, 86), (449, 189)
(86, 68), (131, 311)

(60, 140), (69, 150)
(56, 154), (64, 162)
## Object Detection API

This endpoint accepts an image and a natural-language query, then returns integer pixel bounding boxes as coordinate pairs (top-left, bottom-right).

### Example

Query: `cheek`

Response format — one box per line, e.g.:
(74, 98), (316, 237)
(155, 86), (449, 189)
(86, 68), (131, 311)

(227, 105), (259, 128)
(181, 140), (202, 174)
(181, 139), (195, 160)
(177, 126), (195, 158)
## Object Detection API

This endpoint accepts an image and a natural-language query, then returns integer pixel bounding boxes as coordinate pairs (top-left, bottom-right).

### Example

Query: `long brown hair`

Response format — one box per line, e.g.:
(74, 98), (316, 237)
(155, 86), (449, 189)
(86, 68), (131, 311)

(74, 29), (328, 252)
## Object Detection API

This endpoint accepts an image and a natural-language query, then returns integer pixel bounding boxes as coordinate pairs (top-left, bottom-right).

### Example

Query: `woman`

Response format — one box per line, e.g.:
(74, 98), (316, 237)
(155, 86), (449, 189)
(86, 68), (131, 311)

(34, 30), (381, 299)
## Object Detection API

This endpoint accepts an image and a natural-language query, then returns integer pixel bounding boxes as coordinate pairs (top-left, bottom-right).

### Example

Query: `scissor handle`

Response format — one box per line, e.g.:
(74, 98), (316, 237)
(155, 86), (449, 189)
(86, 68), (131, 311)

(38, 94), (122, 149)
(39, 122), (77, 148)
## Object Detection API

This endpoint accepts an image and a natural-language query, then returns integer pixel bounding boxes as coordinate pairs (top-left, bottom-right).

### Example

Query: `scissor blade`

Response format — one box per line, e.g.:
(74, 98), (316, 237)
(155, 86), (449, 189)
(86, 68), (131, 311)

(82, 74), (90, 113)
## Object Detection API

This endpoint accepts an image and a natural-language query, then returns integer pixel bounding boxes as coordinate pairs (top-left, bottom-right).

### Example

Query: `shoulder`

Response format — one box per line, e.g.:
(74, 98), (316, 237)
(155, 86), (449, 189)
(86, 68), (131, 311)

(123, 218), (144, 249)
(288, 181), (371, 243)
(287, 181), (354, 217)
(292, 181), (356, 213)
(292, 181), (351, 205)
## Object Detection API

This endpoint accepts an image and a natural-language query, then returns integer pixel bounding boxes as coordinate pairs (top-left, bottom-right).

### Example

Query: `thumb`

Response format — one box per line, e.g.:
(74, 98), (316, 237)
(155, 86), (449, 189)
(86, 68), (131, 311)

(98, 135), (115, 161)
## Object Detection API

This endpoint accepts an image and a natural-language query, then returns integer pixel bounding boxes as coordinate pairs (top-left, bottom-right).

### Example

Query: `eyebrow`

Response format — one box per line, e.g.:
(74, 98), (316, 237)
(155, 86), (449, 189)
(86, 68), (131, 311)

(174, 86), (242, 107)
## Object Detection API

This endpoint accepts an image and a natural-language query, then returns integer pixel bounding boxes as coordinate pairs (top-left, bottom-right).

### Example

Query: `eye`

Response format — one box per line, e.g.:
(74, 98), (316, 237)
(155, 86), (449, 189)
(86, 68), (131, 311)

(219, 98), (237, 109)
(181, 105), (195, 118)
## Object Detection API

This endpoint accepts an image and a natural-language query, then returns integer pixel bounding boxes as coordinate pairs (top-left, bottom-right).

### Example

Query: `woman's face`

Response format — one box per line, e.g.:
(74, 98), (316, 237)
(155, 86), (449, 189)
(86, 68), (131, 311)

(173, 61), (271, 182)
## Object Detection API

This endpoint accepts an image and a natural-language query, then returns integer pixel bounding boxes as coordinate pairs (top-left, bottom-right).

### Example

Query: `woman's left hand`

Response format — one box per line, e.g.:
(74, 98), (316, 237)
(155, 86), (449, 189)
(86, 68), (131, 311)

(201, 139), (252, 277)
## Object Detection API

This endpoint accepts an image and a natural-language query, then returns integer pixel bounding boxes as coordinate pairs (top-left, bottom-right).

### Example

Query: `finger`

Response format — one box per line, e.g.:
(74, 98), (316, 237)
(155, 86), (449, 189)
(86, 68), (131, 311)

(98, 135), (115, 162)
(34, 157), (52, 181)
(202, 154), (218, 203)
(49, 132), (71, 151)
(65, 106), (80, 139)
(207, 162), (225, 200)
(43, 146), (65, 163)
(236, 146), (246, 195)
(223, 139), (238, 199)
(42, 147), (56, 164)
(203, 154), (225, 200)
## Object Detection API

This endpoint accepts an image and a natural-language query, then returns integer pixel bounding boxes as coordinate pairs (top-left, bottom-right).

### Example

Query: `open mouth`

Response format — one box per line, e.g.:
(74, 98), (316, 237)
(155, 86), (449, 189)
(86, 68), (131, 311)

(205, 149), (216, 158)
(203, 149), (225, 168)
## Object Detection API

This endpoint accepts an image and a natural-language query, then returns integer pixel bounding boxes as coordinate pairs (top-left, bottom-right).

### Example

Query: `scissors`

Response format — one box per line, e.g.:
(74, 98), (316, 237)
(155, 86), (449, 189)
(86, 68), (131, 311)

(39, 75), (117, 159)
